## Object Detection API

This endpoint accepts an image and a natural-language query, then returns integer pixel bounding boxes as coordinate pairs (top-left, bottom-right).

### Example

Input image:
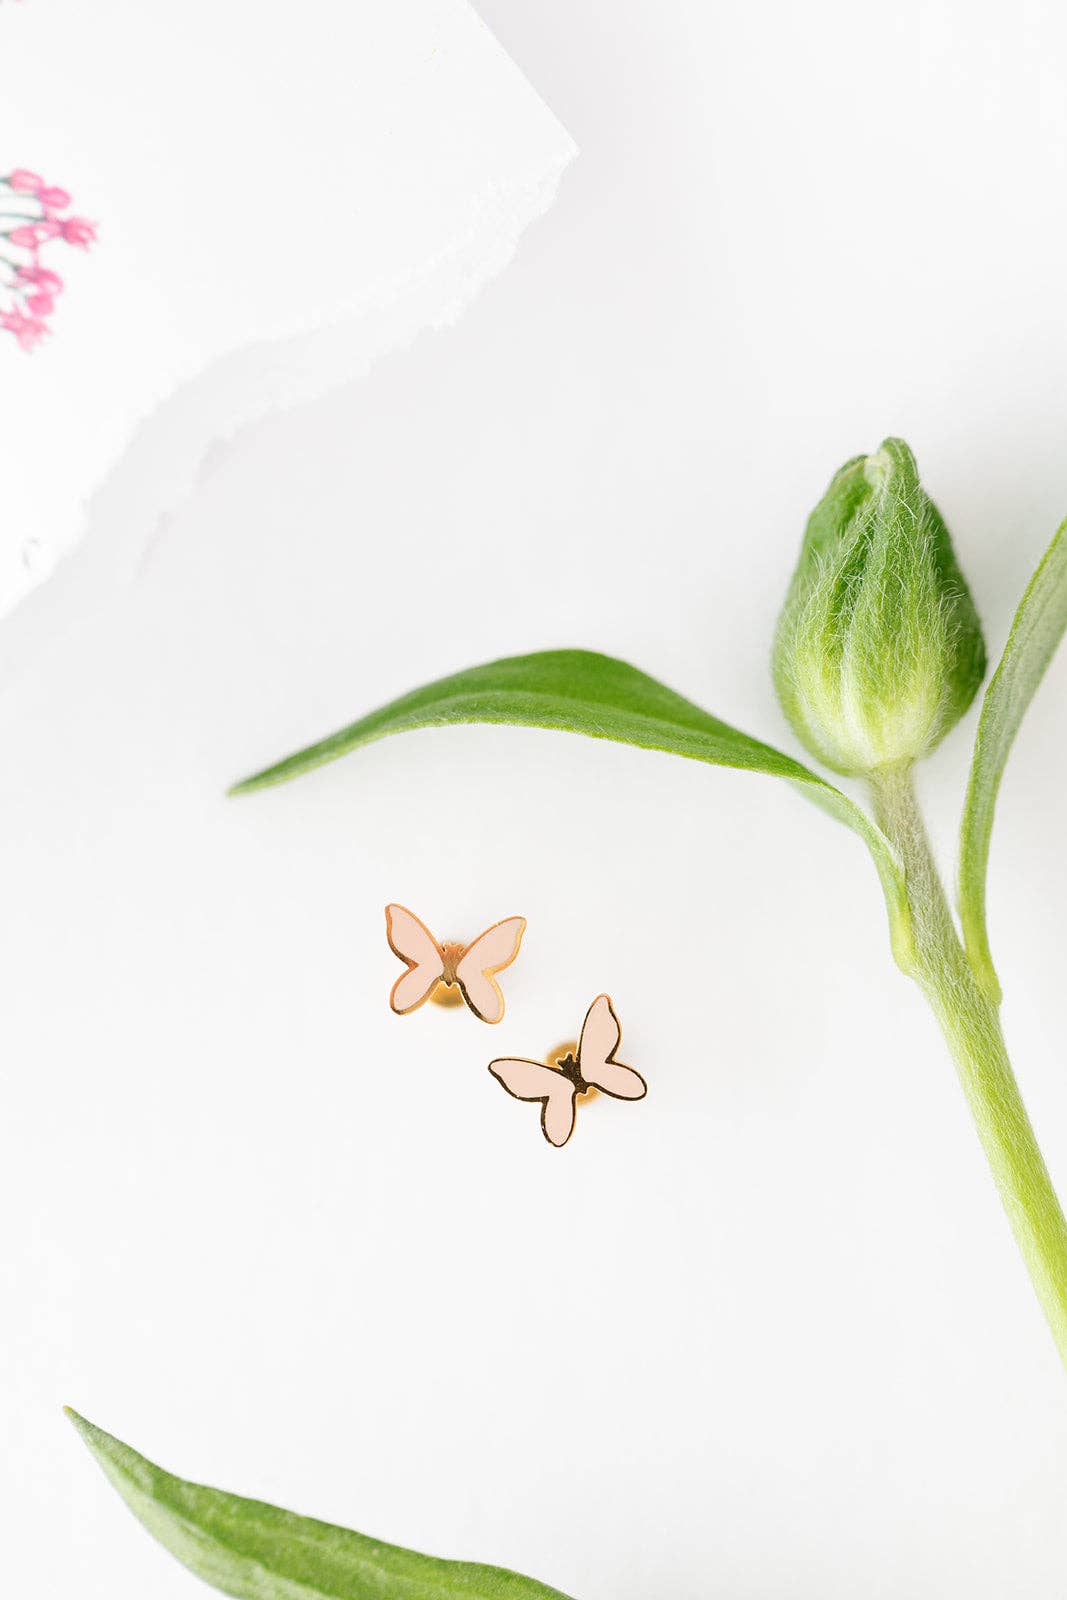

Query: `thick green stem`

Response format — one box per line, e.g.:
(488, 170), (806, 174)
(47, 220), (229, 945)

(871, 760), (1067, 1366)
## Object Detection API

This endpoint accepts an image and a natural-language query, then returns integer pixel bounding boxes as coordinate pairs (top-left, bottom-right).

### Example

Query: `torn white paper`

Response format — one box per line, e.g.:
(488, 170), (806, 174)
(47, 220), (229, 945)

(0, 0), (576, 620)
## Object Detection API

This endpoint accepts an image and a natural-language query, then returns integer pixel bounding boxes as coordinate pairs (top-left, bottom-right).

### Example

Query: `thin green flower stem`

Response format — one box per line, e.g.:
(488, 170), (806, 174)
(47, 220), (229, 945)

(871, 760), (1067, 1365)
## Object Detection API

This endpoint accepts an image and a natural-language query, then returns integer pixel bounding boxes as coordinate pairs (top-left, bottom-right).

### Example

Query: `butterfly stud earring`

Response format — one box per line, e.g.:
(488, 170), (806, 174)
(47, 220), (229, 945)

(489, 994), (647, 1147)
(385, 904), (526, 1024)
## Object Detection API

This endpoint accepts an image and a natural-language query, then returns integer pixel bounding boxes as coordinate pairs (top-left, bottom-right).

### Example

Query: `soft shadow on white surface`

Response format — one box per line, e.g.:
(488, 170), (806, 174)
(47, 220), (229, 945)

(5, 3), (1067, 1598)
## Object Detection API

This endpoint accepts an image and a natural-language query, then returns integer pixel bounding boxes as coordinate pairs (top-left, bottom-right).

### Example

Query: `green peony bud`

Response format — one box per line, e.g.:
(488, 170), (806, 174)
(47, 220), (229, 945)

(772, 438), (986, 777)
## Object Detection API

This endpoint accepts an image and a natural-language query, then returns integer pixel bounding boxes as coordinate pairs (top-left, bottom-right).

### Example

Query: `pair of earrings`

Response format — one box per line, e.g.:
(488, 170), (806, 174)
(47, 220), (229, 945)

(385, 903), (647, 1149)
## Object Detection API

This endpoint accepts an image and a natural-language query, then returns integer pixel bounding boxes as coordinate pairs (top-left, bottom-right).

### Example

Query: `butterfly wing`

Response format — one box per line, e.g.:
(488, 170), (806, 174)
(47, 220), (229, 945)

(489, 1057), (578, 1148)
(454, 916), (526, 1024)
(385, 904), (446, 1014)
(577, 994), (647, 1100)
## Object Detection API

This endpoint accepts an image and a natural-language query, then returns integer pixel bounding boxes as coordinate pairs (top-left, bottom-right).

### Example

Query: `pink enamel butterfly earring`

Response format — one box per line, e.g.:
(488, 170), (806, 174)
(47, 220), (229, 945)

(385, 904), (526, 1024)
(489, 994), (647, 1147)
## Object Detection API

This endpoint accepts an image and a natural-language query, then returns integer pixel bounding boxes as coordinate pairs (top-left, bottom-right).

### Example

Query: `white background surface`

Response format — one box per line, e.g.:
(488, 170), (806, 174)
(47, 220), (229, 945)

(5, 2), (1067, 1596)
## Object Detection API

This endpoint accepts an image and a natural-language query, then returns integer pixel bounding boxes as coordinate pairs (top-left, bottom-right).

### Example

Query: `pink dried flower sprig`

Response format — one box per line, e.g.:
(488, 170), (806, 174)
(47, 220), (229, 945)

(1, 168), (96, 351)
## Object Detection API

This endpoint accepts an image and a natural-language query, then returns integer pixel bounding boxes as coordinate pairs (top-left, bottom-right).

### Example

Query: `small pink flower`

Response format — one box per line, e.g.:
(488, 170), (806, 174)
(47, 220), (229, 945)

(36, 185), (71, 210)
(7, 169), (44, 194)
(16, 263), (63, 294)
(2, 170), (95, 355)
(1, 307), (49, 351)
(55, 215), (96, 248)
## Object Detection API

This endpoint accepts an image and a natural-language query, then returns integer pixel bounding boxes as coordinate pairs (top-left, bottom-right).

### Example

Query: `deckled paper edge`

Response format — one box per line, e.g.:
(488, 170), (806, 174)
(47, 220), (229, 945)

(2, 115), (576, 635)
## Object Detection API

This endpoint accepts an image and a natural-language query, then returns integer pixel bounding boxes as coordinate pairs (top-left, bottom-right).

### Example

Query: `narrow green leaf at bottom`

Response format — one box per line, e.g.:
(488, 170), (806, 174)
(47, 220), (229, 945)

(66, 1409), (576, 1600)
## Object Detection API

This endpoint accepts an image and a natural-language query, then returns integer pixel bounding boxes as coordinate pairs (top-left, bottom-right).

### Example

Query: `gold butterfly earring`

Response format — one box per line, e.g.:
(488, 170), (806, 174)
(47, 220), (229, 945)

(489, 994), (647, 1147)
(385, 904), (526, 1024)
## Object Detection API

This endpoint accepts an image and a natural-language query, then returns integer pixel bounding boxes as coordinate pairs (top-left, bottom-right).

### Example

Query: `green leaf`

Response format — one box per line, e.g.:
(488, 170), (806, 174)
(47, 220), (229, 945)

(229, 648), (913, 966)
(66, 1409), (575, 1600)
(959, 516), (1067, 1002)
